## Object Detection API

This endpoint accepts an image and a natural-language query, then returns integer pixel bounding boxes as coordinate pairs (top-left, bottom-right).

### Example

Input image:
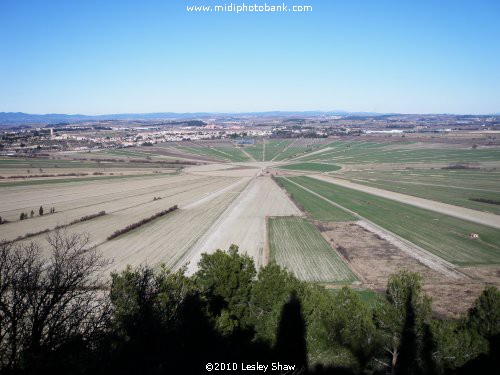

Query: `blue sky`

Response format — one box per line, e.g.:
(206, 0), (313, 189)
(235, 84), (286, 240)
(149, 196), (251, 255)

(0, 0), (499, 114)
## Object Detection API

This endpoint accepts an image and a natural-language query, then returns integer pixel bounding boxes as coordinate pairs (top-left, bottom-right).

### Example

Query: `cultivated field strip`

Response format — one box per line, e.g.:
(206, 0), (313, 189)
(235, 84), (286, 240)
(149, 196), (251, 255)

(244, 143), (264, 161)
(99, 182), (248, 274)
(268, 217), (358, 283)
(0, 174), (205, 218)
(264, 139), (293, 161)
(273, 139), (331, 161)
(275, 178), (356, 222)
(173, 143), (250, 162)
(0, 175), (239, 243)
(184, 176), (302, 273)
(278, 162), (341, 172)
(287, 176), (500, 266)
(336, 168), (500, 215)
(298, 140), (500, 164)
(311, 175), (500, 229)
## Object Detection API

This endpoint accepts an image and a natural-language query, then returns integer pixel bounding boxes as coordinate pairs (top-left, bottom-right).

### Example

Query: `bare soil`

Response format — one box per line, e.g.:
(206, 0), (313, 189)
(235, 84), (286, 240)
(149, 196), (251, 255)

(317, 221), (500, 317)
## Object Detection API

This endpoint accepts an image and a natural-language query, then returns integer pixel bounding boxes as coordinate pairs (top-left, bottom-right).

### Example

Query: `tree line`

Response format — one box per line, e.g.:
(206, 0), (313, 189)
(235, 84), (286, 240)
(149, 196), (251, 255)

(0, 234), (498, 374)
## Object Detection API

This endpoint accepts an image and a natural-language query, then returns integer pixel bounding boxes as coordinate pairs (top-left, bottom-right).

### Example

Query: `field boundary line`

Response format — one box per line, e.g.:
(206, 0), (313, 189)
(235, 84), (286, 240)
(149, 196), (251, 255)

(182, 178), (248, 210)
(271, 139), (295, 162)
(238, 145), (257, 162)
(311, 174), (500, 230)
(282, 177), (468, 280)
(263, 216), (270, 266)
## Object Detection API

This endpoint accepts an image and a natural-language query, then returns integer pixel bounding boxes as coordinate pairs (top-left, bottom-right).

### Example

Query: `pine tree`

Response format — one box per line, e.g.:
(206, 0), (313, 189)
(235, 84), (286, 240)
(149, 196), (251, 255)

(39, 206), (44, 216)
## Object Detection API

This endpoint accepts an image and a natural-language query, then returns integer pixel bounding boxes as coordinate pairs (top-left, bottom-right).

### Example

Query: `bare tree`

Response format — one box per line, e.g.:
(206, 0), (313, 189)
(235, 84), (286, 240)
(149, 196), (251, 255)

(0, 230), (111, 371)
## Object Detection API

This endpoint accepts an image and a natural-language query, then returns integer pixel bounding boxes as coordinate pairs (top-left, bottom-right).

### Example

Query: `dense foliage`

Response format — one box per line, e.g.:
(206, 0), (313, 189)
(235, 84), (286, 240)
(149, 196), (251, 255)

(0, 238), (498, 374)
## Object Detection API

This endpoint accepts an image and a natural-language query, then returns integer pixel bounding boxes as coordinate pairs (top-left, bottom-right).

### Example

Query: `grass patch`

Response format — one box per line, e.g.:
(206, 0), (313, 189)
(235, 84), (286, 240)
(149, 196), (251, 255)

(278, 163), (341, 172)
(337, 168), (500, 215)
(299, 140), (500, 164)
(264, 139), (293, 161)
(244, 143), (264, 161)
(268, 217), (358, 283)
(274, 177), (356, 222)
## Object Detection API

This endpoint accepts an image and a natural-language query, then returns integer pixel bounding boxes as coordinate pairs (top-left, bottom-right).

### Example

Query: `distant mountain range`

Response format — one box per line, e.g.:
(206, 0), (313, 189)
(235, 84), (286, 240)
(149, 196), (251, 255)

(0, 111), (497, 126)
(0, 111), (381, 126)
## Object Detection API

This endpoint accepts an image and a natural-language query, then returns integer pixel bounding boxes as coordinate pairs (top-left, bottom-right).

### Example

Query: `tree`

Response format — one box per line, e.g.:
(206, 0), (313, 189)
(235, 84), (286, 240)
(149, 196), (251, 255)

(467, 286), (500, 338)
(20, 213), (25, 220)
(39, 206), (43, 216)
(322, 287), (380, 372)
(30, 210), (34, 218)
(250, 262), (302, 343)
(432, 319), (487, 372)
(195, 245), (256, 334)
(373, 271), (432, 374)
(0, 231), (110, 372)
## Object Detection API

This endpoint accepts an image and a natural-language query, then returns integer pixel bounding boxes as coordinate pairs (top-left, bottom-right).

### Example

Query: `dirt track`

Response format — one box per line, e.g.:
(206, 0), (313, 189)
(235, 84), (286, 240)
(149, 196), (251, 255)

(182, 175), (302, 274)
(311, 175), (500, 229)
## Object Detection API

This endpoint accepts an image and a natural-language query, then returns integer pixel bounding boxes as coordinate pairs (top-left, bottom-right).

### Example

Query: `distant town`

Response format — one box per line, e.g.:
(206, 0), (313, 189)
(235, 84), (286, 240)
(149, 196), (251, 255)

(1, 112), (499, 155)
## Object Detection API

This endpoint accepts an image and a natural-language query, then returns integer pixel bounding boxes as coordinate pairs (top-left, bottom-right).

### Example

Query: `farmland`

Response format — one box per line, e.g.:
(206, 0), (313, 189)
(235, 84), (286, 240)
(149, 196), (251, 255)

(297, 140), (500, 164)
(244, 142), (264, 161)
(268, 216), (358, 283)
(274, 177), (356, 222)
(184, 176), (302, 273)
(264, 139), (293, 161)
(175, 142), (250, 162)
(2, 135), (500, 316)
(281, 176), (500, 266)
(333, 168), (500, 215)
(272, 138), (330, 161)
(277, 162), (341, 172)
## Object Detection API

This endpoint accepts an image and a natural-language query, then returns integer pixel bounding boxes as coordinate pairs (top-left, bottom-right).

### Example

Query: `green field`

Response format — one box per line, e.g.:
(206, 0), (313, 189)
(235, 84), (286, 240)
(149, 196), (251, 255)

(298, 140), (500, 164)
(275, 178), (355, 222)
(285, 176), (500, 266)
(268, 217), (358, 283)
(273, 142), (329, 161)
(244, 143), (264, 161)
(212, 147), (249, 162)
(176, 146), (229, 161)
(176, 145), (249, 162)
(338, 168), (500, 215)
(264, 139), (293, 161)
(278, 162), (341, 172)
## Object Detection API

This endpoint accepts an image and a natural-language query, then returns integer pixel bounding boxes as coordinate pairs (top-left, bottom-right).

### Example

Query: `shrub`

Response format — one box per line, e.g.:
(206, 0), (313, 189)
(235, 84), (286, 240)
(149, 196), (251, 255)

(107, 206), (178, 240)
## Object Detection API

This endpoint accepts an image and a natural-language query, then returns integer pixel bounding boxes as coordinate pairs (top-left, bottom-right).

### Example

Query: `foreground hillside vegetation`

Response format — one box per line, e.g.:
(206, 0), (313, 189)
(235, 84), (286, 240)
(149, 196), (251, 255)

(0, 233), (498, 375)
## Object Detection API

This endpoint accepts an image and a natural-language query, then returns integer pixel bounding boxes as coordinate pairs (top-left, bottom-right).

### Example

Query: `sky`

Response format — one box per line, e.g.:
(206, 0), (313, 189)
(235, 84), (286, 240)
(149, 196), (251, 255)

(0, 0), (499, 115)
